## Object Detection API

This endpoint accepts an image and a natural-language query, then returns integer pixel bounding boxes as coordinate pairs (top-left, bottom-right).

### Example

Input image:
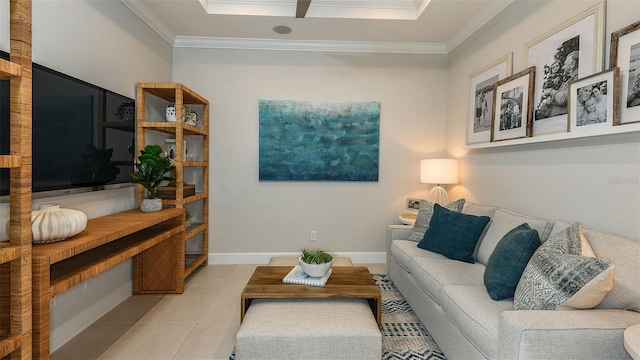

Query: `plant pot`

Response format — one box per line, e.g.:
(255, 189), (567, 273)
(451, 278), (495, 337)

(140, 198), (163, 212)
(299, 257), (333, 278)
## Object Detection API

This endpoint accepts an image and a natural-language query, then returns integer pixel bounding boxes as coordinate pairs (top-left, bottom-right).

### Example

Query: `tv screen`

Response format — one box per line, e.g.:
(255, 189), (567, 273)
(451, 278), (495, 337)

(0, 51), (135, 198)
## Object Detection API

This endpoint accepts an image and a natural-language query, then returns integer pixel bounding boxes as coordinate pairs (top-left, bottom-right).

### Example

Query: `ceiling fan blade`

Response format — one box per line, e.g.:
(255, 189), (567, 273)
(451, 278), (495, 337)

(296, 0), (311, 18)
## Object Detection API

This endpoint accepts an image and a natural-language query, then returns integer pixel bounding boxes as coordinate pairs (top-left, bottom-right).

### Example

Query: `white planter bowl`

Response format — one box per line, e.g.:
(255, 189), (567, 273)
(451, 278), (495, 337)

(299, 257), (333, 278)
(140, 198), (163, 213)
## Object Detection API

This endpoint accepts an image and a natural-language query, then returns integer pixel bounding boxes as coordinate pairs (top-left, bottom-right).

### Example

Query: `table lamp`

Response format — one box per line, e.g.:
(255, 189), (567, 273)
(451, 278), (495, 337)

(420, 158), (458, 205)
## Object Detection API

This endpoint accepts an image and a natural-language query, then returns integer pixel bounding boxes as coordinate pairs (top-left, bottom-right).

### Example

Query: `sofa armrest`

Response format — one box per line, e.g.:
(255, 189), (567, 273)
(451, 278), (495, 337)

(386, 225), (412, 269)
(499, 309), (640, 359)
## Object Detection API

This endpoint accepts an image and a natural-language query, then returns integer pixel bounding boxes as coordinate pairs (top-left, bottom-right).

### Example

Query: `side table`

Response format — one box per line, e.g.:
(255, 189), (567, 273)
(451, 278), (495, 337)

(399, 213), (417, 225)
(625, 324), (640, 360)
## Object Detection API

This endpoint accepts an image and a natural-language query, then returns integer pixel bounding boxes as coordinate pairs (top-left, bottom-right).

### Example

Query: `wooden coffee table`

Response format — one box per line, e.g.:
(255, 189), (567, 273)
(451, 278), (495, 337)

(241, 266), (382, 327)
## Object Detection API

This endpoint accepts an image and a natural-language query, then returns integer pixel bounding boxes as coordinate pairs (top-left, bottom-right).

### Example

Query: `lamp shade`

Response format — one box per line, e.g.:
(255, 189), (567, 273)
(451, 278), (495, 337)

(420, 158), (458, 185)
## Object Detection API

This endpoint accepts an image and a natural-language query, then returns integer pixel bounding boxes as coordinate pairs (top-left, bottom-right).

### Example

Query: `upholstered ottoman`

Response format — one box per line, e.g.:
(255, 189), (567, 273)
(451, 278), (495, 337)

(235, 298), (381, 360)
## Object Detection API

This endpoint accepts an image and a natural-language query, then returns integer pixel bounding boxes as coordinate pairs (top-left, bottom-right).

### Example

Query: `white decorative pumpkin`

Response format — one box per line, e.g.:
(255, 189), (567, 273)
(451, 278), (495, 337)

(28, 204), (88, 243)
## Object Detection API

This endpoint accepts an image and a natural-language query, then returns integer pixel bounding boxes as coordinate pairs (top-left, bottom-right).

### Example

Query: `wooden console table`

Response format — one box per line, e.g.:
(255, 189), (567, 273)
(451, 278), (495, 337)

(31, 208), (185, 360)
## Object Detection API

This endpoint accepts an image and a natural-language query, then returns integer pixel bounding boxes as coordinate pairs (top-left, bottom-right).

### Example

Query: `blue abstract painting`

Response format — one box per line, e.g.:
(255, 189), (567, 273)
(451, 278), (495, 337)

(259, 100), (380, 181)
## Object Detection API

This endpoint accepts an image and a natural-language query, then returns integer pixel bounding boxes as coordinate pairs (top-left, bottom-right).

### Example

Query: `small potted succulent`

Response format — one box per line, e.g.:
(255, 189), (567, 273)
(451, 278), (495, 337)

(130, 145), (174, 212)
(299, 248), (334, 277)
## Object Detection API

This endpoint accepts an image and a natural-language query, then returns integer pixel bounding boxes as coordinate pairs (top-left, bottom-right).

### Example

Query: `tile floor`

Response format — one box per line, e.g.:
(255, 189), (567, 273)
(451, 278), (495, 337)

(51, 263), (387, 360)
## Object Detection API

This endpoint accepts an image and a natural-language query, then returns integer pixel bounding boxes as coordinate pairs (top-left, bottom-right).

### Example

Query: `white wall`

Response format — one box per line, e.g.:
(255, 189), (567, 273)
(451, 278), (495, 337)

(445, 0), (640, 239)
(2, 0), (173, 351)
(173, 49), (449, 262)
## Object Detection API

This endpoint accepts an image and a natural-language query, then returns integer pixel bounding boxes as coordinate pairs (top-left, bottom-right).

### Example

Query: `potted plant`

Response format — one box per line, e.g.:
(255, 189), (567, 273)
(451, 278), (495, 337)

(130, 145), (174, 212)
(299, 248), (334, 277)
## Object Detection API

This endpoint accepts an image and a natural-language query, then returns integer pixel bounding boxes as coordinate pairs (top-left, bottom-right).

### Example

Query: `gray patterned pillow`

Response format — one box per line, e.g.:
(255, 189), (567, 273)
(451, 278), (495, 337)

(408, 199), (465, 241)
(513, 223), (614, 310)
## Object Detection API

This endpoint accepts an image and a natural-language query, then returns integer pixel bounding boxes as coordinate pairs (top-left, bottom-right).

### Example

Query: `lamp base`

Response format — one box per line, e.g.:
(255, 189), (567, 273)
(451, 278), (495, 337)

(429, 186), (449, 205)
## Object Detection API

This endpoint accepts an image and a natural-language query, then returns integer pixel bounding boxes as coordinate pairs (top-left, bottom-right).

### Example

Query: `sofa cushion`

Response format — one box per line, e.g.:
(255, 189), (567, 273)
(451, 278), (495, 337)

(484, 223), (541, 301)
(476, 209), (553, 265)
(462, 202), (499, 260)
(440, 285), (513, 359)
(407, 199), (465, 241)
(390, 240), (446, 273)
(417, 204), (490, 263)
(514, 223), (614, 310)
(462, 202), (498, 218)
(410, 256), (485, 305)
(551, 221), (640, 312)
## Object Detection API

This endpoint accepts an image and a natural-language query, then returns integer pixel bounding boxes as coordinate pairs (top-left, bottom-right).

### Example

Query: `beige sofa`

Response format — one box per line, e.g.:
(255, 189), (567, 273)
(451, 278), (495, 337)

(387, 202), (640, 359)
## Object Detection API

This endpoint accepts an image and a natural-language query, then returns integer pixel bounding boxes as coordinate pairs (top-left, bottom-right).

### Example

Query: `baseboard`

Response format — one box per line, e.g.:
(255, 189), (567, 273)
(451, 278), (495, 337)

(209, 252), (387, 265)
(50, 280), (132, 352)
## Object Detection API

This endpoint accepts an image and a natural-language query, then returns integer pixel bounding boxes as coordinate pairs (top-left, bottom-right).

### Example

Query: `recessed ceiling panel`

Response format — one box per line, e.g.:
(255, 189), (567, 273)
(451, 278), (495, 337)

(201, 0), (430, 19)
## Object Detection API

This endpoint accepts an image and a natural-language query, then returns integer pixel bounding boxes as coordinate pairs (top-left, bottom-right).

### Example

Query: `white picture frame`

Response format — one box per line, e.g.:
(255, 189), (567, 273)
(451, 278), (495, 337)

(568, 68), (620, 134)
(405, 198), (422, 213)
(525, 2), (604, 136)
(467, 53), (513, 144)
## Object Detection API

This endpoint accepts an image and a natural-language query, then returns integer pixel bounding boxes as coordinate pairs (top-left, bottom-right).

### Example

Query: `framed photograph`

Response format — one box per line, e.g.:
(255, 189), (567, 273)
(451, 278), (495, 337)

(406, 198), (423, 213)
(525, 3), (604, 135)
(491, 67), (535, 142)
(609, 21), (640, 125)
(164, 139), (176, 160)
(163, 139), (186, 161)
(467, 53), (513, 144)
(568, 68), (620, 133)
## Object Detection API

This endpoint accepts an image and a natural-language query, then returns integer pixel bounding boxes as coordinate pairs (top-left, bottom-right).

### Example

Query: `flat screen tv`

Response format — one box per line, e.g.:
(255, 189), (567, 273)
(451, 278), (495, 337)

(0, 51), (135, 199)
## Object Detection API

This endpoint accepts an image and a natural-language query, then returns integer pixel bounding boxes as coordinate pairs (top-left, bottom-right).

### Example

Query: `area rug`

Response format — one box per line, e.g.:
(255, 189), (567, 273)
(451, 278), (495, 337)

(229, 274), (446, 360)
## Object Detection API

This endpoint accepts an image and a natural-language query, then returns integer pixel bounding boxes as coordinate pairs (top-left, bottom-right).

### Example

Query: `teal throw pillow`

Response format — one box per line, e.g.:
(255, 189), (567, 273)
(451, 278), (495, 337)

(484, 223), (541, 301)
(417, 203), (490, 263)
(408, 199), (465, 241)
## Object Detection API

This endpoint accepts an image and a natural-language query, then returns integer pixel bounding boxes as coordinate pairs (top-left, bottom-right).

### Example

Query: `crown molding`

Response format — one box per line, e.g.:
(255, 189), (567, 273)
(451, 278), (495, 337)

(120, 0), (176, 46)
(121, 0), (506, 54)
(445, 0), (514, 52)
(173, 36), (447, 54)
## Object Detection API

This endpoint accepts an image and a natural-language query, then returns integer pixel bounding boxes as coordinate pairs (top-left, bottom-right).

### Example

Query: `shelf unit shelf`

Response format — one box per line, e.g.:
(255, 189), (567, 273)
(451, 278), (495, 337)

(465, 123), (640, 150)
(136, 83), (210, 278)
(0, 58), (22, 79)
(0, 245), (21, 263)
(0, 0), (32, 359)
(185, 254), (207, 278)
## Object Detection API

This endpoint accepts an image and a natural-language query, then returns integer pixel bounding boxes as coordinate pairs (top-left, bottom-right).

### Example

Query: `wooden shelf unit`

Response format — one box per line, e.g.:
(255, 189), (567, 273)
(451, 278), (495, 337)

(135, 83), (210, 280)
(0, 1), (33, 359)
(31, 208), (185, 360)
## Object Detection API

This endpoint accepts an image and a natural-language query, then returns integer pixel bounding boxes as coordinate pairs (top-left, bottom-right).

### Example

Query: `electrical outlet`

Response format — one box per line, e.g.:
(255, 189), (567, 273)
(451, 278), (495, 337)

(310, 230), (317, 241)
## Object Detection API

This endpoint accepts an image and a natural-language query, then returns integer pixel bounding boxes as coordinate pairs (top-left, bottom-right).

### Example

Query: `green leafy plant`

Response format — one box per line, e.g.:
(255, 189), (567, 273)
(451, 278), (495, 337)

(300, 248), (334, 264)
(130, 145), (174, 199)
